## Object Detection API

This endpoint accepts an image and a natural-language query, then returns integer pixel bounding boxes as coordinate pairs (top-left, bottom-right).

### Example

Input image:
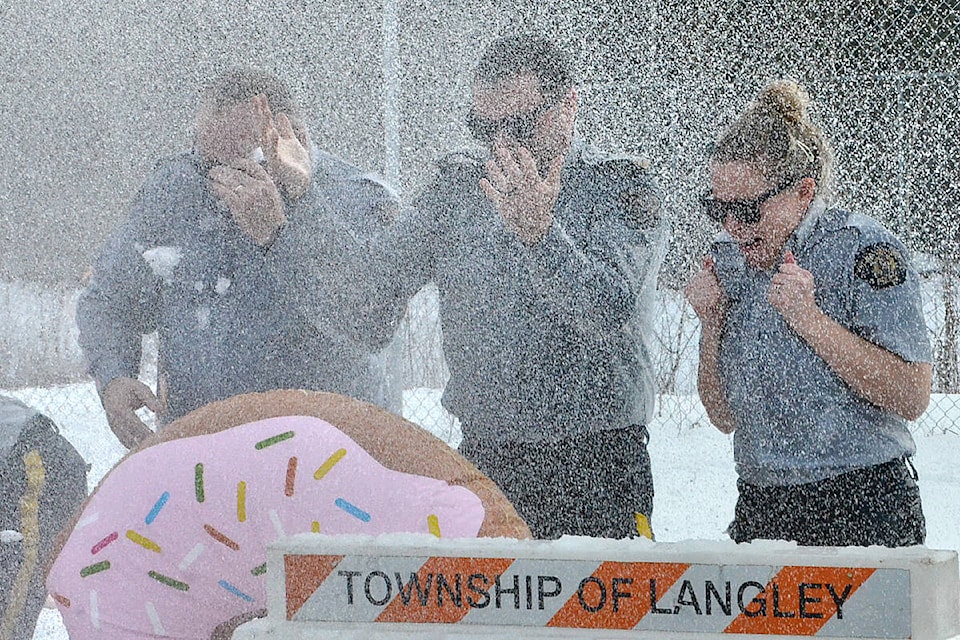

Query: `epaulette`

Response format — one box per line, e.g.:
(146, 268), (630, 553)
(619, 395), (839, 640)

(437, 150), (485, 169)
(434, 150), (485, 184)
(581, 146), (653, 173)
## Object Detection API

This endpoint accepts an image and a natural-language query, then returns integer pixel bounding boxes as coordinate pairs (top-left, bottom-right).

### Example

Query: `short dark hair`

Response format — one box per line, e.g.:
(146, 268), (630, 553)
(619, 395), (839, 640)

(474, 35), (576, 101)
(200, 68), (300, 117)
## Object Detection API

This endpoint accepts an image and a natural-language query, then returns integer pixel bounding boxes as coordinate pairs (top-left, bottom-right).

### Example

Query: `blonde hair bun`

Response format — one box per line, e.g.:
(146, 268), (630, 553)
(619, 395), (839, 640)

(756, 80), (811, 127)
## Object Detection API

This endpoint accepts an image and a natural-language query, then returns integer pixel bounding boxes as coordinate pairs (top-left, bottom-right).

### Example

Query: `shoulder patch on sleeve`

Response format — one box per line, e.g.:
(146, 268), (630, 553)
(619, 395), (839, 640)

(854, 242), (907, 289)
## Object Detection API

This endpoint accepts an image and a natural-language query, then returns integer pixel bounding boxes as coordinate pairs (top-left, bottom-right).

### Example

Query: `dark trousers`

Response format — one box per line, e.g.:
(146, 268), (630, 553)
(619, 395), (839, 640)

(459, 426), (654, 540)
(730, 458), (926, 547)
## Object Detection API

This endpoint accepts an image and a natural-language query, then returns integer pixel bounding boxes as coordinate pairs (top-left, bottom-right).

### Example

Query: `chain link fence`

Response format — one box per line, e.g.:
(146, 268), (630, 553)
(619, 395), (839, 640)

(5, 1), (960, 442)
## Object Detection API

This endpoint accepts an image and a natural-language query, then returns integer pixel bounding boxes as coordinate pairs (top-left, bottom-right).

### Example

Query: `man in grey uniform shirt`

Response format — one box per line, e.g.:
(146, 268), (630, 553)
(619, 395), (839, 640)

(77, 69), (398, 449)
(371, 35), (669, 539)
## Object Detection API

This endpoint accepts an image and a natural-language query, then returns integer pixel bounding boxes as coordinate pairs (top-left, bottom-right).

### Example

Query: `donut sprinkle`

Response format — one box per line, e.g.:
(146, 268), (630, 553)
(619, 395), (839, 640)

(148, 571), (190, 592)
(334, 498), (370, 522)
(90, 532), (118, 555)
(284, 457), (297, 497)
(254, 431), (295, 450)
(194, 463), (205, 503)
(89, 591), (99, 629)
(269, 510), (285, 539)
(237, 482), (247, 523)
(145, 492), (170, 525)
(314, 448), (347, 480)
(79, 561), (110, 578)
(145, 602), (165, 635)
(126, 530), (161, 553)
(179, 543), (204, 570)
(204, 524), (240, 551)
(218, 580), (254, 602)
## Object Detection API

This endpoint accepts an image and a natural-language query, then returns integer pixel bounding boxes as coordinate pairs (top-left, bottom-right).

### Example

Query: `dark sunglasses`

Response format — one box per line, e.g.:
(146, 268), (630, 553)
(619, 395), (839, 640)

(700, 181), (796, 225)
(466, 101), (554, 144)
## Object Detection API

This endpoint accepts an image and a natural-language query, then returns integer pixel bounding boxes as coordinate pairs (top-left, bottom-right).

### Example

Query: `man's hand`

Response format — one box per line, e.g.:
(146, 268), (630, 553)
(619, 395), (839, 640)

(769, 250), (819, 332)
(684, 256), (727, 334)
(255, 94), (312, 199)
(209, 159), (286, 245)
(479, 142), (563, 245)
(100, 377), (162, 450)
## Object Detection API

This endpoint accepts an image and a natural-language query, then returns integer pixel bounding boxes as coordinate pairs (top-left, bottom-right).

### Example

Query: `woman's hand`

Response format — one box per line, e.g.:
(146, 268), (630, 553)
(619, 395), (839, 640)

(768, 250), (819, 331)
(684, 255), (727, 334)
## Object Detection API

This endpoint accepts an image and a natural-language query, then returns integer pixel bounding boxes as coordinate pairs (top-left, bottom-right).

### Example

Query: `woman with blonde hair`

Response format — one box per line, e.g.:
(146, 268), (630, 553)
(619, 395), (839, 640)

(685, 80), (930, 546)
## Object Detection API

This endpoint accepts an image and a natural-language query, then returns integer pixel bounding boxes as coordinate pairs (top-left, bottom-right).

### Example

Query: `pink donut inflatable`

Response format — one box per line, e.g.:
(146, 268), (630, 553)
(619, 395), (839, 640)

(47, 391), (529, 639)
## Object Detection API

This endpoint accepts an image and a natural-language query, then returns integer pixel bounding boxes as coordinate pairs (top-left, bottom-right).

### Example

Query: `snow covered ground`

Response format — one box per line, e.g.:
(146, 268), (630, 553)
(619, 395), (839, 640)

(7, 383), (959, 639)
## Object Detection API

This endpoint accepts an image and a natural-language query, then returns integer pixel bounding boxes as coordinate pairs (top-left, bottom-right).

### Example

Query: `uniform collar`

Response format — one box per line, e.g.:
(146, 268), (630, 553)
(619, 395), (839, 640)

(790, 197), (828, 250)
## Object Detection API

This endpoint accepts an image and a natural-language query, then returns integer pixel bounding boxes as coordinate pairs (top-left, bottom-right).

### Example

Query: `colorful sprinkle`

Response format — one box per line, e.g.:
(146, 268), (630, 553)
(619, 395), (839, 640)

(314, 448), (347, 480)
(269, 510), (285, 539)
(89, 591), (99, 629)
(255, 431), (295, 450)
(90, 532), (118, 555)
(428, 514), (441, 538)
(179, 543), (204, 571)
(195, 463), (205, 503)
(251, 563), (267, 576)
(237, 481), (247, 523)
(80, 561), (111, 578)
(335, 498), (371, 522)
(52, 594), (71, 608)
(145, 491), (170, 525)
(284, 457), (297, 497)
(219, 580), (255, 602)
(148, 571), (190, 592)
(145, 602), (165, 636)
(311, 520), (321, 533)
(204, 524), (240, 551)
(126, 530), (161, 553)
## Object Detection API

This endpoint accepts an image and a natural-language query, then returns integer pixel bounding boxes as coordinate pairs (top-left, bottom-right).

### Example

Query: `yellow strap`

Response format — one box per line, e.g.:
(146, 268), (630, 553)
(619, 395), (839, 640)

(0, 450), (46, 640)
(634, 512), (654, 540)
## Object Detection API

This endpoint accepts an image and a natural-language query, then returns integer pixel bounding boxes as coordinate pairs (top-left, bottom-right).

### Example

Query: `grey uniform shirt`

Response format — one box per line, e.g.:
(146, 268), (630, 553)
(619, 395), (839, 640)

(374, 142), (669, 444)
(713, 202), (931, 486)
(77, 146), (398, 421)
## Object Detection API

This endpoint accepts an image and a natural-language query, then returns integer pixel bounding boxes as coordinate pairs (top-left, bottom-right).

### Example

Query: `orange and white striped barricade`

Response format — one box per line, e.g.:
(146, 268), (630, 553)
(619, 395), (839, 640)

(234, 534), (960, 640)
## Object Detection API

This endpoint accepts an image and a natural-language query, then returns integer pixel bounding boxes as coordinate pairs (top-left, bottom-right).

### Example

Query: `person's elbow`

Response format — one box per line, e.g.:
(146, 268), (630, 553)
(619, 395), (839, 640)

(895, 362), (933, 421)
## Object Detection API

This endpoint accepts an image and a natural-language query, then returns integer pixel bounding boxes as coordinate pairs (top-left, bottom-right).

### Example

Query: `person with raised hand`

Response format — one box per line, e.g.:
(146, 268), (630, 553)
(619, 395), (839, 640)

(685, 80), (931, 547)
(364, 35), (669, 540)
(77, 68), (398, 449)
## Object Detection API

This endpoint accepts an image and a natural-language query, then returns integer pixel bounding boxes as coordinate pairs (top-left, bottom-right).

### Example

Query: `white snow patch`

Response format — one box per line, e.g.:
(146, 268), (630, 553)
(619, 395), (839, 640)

(141, 246), (182, 281)
(196, 306), (211, 330)
(194, 281), (204, 293)
(215, 277), (231, 295)
(1, 529), (24, 543)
